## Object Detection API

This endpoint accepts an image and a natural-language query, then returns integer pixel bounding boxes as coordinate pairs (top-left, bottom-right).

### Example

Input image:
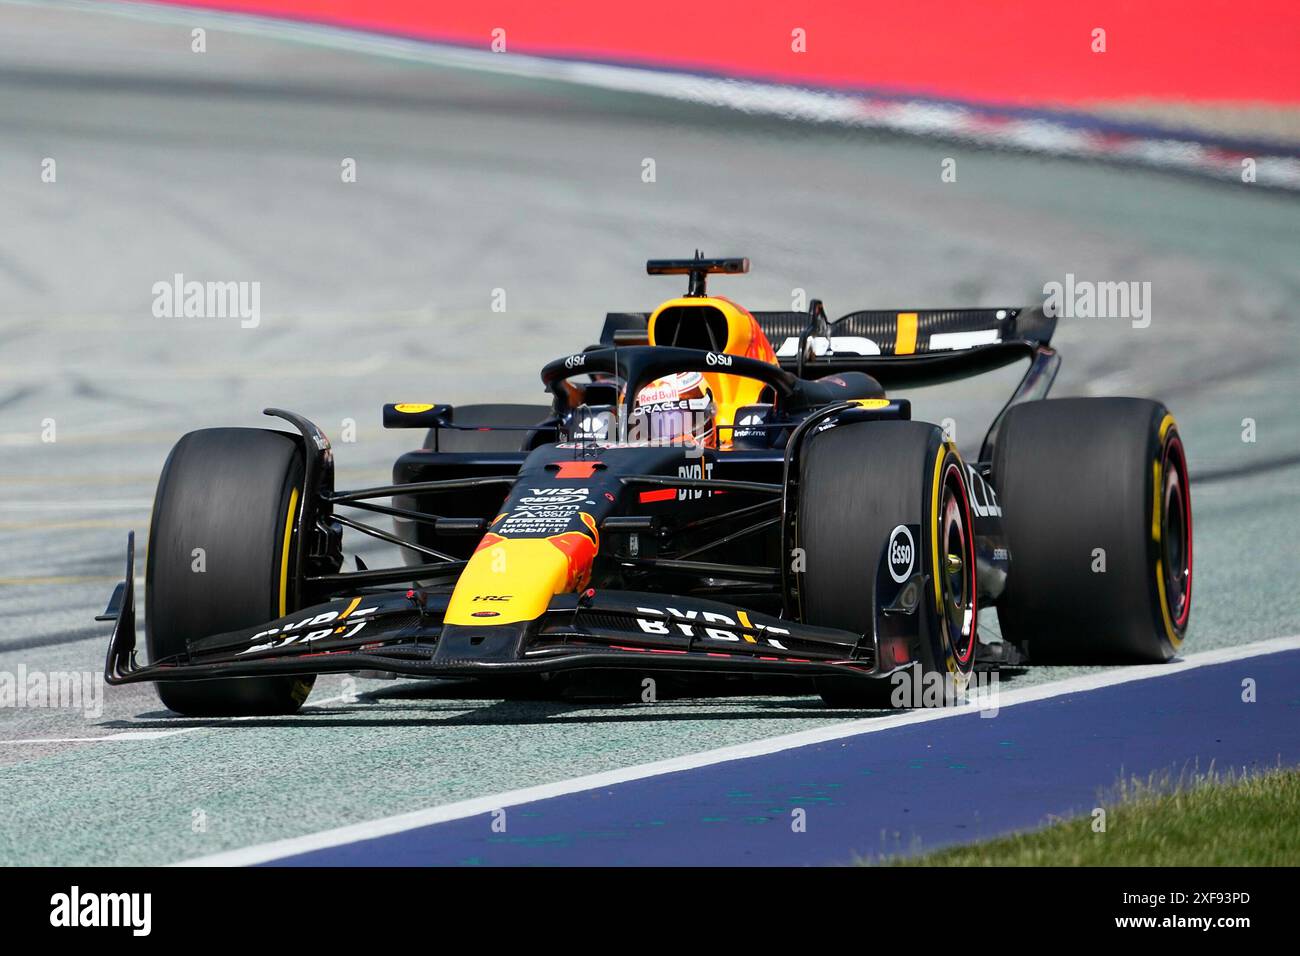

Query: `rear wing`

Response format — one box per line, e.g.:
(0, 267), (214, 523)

(600, 305), (1060, 460)
(601, 306), (1055, 389)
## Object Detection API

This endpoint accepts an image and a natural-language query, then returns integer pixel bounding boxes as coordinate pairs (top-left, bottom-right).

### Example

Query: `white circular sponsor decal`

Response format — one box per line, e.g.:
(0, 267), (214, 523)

(887, 524), (914, 583)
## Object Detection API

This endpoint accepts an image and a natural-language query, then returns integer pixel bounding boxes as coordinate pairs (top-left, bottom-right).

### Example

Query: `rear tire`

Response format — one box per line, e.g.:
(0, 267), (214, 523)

(992, 398), (1192, 663)
(799, 421), (978, 708)
(145, 428), (314, 716)
(423, 404), (552, 452)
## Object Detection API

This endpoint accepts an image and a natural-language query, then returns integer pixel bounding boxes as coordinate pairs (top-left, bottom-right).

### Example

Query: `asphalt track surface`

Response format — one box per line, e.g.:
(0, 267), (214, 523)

(265, 646), (1300, 865)
(0, 2), (1298, 865)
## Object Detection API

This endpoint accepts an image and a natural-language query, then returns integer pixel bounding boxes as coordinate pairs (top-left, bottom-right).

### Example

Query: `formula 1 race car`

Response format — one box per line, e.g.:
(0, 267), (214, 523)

(99, 255), (1193, 715)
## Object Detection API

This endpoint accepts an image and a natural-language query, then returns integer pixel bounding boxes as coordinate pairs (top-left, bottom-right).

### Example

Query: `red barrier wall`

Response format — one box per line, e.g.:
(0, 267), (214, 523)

(149, 0), (1300, 107)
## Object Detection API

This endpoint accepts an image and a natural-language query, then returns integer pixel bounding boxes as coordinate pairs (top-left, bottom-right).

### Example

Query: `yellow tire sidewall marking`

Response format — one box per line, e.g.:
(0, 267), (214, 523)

(1153, 414), (1182, 649)
(278, 486), (300, 618)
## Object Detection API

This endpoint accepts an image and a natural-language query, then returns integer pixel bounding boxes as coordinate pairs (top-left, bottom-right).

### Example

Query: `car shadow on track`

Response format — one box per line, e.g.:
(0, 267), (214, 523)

(100, 668), (1034, 730)
(101, 686), (893, 729)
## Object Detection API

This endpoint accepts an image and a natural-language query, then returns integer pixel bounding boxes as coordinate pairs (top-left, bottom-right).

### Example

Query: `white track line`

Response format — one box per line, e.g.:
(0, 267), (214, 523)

(1, 729), (202, 744)
(0, 690), (356, 745)
(176, 633), (1300, 866)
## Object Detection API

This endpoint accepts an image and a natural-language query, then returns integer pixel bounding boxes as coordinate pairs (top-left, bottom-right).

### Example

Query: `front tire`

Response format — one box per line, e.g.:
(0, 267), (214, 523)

(145, 428), (314, 716)
(992, 398), (1192, 663)
(799, 421), (978, 708)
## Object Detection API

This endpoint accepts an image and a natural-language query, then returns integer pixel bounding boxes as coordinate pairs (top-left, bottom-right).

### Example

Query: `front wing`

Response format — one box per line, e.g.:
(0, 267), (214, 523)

(103, 534), (892, 687)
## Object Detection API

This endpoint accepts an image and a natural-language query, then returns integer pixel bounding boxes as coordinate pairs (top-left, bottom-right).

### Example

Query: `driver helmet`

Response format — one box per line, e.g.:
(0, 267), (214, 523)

(632, 371), (716, 448)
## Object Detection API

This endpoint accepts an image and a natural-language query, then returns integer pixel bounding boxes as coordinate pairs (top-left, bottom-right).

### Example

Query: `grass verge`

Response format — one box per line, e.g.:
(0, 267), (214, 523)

(882, 765), (1300, 866)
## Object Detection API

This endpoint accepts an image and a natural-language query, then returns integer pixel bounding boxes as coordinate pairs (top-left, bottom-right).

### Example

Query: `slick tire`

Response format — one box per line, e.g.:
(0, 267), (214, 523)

(422, 404), (553, 452)
(992, 398), (1192, 663)
(146, 428), (314, 716)
(799, 421), (978, 709)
